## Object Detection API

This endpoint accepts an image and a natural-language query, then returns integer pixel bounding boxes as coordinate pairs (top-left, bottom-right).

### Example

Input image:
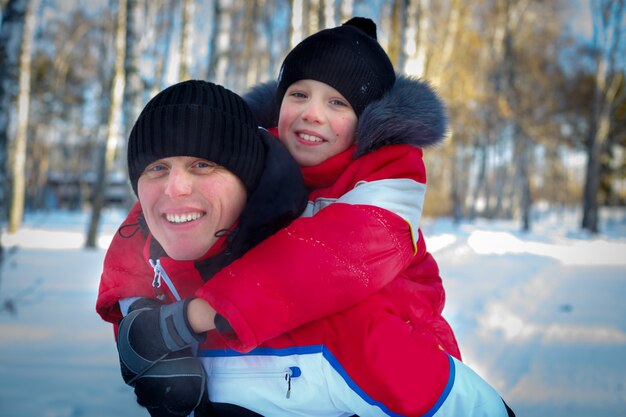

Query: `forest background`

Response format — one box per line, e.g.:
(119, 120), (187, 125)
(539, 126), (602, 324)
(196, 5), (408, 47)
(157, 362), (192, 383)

(1, 0), (625, 247)
(1, 1), (625, 416)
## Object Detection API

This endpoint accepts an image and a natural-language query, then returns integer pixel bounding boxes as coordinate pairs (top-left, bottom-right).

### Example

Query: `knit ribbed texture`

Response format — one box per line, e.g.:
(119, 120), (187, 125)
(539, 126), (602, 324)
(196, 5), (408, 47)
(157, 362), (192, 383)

(127, 80), (265, 195)
(276, 17), (395, 116)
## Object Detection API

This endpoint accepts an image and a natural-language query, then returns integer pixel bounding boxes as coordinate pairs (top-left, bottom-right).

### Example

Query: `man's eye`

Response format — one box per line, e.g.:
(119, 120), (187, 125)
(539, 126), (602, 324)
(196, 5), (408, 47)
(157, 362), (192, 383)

(147, 164), (166, 172)
(290, 91), (307, 99)
(194, 161), (217, 170)
(330, 99), (348, 107)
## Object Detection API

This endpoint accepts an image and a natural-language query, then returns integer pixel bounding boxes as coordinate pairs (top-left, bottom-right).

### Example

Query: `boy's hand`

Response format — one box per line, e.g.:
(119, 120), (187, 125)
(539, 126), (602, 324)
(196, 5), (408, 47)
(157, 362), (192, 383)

(117, 298), (208, 416)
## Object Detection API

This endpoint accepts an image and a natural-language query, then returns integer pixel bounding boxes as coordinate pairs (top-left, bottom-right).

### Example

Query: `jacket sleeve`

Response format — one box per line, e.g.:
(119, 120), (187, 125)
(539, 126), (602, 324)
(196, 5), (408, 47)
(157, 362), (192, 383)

(195, 145), (427, 352)
(95, 201), (154, 326)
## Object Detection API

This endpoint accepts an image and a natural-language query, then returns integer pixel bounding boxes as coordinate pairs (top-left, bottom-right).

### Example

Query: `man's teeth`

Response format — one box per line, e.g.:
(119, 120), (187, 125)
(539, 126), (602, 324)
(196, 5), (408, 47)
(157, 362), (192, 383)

(166, 213), (203, 224)
(299, 133), (323, 143)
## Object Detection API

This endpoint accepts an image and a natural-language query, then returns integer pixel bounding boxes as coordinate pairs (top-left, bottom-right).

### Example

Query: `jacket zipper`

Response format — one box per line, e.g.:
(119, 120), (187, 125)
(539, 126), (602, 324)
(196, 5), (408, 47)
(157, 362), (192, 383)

(149, 259), (182, 302)
(210, 366), (302, 399)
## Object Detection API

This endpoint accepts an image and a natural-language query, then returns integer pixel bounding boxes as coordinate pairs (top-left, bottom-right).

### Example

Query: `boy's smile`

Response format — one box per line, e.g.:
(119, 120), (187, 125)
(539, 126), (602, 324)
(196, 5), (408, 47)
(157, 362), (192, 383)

(297, 132), (324, 143)
(278, 79), (357, 166)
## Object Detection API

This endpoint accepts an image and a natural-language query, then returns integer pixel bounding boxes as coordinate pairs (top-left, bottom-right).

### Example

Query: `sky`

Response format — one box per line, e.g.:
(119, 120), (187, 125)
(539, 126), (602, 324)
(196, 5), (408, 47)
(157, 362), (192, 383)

(0, 207), (625, 416)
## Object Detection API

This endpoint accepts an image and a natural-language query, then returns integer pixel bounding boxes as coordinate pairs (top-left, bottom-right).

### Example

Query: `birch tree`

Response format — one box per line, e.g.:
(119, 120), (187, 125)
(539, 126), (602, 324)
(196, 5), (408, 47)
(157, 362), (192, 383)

(7, 0), (39, 233)
(387, 0), (408, 70)
(582, 0), (625, 233)
(208, 0), (234, 86)
(242, 1), (257, 87)
(0, 0), (29, 255)
(179, 0), (192, 80)
(86, 0), (127, 248)
(501, 0), (533, 230)
(290, 0), (305, 47)
(121, 0), (144, 207)
(0, 0), (37, 237)
(123, 0), (144, 139)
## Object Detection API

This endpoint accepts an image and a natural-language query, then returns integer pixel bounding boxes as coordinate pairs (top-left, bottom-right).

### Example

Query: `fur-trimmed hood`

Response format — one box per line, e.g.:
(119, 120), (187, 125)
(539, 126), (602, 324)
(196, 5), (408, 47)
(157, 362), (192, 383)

(242, 74), (448, 157)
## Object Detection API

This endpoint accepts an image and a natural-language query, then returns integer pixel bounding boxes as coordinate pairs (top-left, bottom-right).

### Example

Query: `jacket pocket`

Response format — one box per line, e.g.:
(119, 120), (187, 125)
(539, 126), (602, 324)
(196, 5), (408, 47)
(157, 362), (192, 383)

(210, 366), (302, 399)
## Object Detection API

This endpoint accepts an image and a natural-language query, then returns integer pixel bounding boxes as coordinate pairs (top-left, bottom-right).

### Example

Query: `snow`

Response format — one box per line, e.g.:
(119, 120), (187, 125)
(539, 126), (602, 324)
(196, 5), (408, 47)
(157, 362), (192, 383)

(1, 207), (625, 416)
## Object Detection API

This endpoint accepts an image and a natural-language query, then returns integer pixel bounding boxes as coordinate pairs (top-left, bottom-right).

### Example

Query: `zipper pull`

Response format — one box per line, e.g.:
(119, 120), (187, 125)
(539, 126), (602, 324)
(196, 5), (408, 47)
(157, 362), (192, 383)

(149, 259), (166, 301)
(285, 373), (291, 399)
(284, 366), (301, 399)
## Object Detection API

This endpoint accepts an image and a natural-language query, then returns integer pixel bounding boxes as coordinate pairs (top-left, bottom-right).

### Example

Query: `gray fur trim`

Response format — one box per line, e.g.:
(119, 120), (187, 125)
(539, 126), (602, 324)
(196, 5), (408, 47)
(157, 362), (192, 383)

(242, 80), (280, 128)
(242, 75), (448, 157)
(355, 75), (447, 156)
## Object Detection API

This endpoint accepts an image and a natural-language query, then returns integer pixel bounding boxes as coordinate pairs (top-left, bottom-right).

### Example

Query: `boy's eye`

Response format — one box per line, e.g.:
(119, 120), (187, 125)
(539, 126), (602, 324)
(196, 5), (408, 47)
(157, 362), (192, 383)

(289, 91), (307, 99)
(330, 99), (349, 107)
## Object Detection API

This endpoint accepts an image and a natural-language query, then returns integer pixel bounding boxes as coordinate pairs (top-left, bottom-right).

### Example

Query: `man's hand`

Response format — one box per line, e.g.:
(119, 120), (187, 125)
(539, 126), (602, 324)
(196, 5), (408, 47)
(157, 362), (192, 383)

(117, 298), (208, 416)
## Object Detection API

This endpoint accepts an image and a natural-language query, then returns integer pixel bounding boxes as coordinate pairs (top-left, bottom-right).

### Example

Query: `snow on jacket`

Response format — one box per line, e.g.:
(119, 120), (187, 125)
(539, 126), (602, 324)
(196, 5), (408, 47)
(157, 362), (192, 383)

(97, 76), (512, 416)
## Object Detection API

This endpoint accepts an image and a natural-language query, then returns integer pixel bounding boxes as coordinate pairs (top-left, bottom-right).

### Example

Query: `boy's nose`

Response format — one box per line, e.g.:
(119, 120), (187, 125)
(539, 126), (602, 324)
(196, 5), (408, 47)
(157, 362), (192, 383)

(164, 168), (192, 197)
(302, 100), (324, 124)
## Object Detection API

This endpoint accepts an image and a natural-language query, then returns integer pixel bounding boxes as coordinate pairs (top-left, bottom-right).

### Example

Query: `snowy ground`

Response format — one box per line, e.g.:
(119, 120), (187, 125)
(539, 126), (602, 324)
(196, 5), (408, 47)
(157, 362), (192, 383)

(0, 207), (625, 417)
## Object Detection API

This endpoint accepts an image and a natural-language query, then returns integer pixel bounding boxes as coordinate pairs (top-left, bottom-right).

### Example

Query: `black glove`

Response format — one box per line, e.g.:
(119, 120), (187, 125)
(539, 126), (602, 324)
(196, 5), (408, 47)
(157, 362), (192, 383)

(132, 350), (208, 416)
(117, 298), (207, 416)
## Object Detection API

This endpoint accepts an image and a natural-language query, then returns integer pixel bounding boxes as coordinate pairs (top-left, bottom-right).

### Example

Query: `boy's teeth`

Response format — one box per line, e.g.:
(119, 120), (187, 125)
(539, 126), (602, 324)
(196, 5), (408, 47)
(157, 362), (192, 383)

(299, 133), (322, 142)
(166, 212), (203, 224)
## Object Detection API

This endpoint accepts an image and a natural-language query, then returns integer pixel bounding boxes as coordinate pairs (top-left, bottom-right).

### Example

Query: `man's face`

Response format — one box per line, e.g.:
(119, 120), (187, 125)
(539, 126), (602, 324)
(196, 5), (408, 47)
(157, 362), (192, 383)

(278, 79), (357, 166)
(138, 156), (246, 261)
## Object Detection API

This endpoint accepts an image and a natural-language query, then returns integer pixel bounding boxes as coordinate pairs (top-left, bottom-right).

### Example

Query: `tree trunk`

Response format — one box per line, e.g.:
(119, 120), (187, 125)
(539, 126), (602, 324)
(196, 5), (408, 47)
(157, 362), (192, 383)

(122, 0), (143, 208)
(0, 0), (28, 260)
(179, 0), (192, 80)
(403, 0), (427, 76)
(243, 0), (260, 89)
(290, 0), (304, 48)
(502, 0), (532, 231)
(582, 0), (625, 233)
(123, 0), (144, 137)
(451, 145), (464, 224)
(7, 0), (38, 233)
(516, 130), (532, 231)
(468, 135), (487, 219)
(340, 0), (354, 23)
(428, 0), (461, 86)
(388, 0), (408, 70)
(207, 0), (234, 86)
(85, 0), (127, 248)
(0, 0), (29, 257)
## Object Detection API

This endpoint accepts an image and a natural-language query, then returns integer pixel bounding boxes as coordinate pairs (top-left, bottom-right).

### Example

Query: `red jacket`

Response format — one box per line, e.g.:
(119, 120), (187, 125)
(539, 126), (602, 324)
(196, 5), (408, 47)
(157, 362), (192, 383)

(196, 140), (460, 360)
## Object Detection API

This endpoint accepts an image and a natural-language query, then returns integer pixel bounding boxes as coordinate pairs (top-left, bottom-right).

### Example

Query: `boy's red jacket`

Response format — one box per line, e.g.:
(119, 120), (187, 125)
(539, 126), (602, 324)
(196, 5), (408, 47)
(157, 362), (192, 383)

(196, 140), (460, 358)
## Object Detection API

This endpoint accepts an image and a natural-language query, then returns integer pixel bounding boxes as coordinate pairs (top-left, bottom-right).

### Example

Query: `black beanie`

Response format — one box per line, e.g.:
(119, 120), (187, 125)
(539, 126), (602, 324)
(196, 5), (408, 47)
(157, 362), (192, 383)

(276, 17), (395, 117)
(127, 80), (265, 195)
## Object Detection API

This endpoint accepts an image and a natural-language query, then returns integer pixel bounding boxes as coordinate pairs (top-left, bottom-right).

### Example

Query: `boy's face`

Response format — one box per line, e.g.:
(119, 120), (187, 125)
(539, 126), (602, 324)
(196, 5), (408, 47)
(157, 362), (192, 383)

(278, 79), (357, 166)
(138, 156), (246, 261)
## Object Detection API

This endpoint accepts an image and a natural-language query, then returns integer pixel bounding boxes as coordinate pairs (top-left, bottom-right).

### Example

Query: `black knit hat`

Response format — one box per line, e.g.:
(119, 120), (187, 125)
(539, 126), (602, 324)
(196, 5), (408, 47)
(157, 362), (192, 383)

(276, 17), (395, 116)
(127, 80), (265, 195)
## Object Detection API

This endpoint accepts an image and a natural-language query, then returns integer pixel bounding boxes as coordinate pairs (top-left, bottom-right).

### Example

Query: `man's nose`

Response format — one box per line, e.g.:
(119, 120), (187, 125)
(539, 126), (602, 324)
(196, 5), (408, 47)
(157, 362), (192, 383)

(164, 168), (192, 197)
